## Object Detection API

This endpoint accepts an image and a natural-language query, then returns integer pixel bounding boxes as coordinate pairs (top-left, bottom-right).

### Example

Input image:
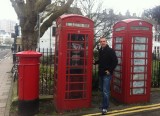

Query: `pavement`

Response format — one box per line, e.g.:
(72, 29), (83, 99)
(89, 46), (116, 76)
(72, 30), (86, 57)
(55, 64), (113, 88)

(85, 89), (160, 116)
(0, 51), (13, 116)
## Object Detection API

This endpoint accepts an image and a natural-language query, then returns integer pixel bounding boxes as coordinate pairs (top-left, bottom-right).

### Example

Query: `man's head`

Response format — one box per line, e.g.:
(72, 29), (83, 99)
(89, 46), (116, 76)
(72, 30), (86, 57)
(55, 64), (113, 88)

(99, 37), (108, 48)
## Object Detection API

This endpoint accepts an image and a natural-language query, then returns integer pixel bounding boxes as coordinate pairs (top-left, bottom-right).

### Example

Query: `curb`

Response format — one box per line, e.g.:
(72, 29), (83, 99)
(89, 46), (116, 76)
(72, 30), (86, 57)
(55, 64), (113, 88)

(151, 88), (160, 92)
(4, 67), (14, 116)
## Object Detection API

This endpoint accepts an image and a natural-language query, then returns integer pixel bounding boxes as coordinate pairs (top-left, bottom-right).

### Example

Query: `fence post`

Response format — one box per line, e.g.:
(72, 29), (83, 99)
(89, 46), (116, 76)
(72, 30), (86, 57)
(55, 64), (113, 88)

(158, 62), (160, 87)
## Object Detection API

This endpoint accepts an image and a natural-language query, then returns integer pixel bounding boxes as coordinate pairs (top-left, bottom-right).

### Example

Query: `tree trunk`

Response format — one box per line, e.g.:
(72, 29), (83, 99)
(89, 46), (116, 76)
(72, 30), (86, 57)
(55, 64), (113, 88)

(21, 30), (38, 50)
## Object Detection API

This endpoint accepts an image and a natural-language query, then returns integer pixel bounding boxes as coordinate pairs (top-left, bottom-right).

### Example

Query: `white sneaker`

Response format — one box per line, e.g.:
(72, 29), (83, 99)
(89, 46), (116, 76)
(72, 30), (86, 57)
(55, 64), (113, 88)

(102, 109), (107, 115)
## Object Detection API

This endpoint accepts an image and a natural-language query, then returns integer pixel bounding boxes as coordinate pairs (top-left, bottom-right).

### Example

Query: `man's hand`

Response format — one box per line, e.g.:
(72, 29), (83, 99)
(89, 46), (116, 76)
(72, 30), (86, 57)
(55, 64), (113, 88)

(93, 59), (95, 64)
(105, 70), (110, 75)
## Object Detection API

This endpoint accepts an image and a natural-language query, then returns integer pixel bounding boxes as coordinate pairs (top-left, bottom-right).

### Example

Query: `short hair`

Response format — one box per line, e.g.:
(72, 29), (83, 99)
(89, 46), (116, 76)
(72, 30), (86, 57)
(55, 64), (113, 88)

(100, 36), (106, 39)
(99, 37), (107, 42)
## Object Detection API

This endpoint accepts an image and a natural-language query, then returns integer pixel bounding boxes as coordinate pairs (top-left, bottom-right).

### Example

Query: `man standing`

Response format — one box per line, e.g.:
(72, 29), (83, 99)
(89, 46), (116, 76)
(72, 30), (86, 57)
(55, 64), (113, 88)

(94, 37), (118, 115)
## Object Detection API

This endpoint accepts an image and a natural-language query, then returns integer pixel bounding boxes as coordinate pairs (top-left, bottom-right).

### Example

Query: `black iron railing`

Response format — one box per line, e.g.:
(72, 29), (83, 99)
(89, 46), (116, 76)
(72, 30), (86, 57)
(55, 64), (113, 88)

(38, 48), (54, 95)
(14, 48), (160, 96)
(152, 52), (160, 88)
(38, 49), (160, 95)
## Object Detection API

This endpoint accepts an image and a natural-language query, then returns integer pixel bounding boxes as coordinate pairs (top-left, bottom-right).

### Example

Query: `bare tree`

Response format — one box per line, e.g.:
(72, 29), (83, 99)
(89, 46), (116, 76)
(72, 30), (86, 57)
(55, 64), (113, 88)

(143, 5), (160, 24)
(10, 0), (74, 50)
(74, 0), (118, 47)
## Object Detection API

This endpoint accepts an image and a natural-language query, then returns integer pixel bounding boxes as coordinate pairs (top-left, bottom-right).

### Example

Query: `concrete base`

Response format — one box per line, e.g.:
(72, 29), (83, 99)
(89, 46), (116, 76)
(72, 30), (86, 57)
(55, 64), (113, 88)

(18, 98), (39, 116)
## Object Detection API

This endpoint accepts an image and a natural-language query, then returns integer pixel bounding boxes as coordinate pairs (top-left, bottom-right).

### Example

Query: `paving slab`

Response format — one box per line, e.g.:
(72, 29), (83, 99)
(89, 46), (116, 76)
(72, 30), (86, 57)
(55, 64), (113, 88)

(0, 52), (13, 116)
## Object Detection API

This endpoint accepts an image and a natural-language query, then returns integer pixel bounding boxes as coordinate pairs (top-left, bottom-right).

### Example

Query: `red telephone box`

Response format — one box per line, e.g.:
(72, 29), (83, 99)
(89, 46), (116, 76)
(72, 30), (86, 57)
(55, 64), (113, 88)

(54, 14), (94, 112)
(111, 19), (153, 104)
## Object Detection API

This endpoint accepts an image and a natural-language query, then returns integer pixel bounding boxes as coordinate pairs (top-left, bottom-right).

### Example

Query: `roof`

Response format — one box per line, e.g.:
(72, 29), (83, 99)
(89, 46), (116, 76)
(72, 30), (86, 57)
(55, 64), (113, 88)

(121, 19), (142, 23)
(60, 14), (84, 19)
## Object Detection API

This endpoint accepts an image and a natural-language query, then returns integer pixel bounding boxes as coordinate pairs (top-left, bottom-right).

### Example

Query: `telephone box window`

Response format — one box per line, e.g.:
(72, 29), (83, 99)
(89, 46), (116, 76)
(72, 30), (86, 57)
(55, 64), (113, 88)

(112, 37), (123, 93)
(115, 37), (123, 43)
(133, 74), (145, 80)
(65, 33), (88, 99)
(132, 88), (145, 95)
(130, 36), (148, 95)
(66, 22), (89, 28)
(115, 44), (122, 50)
(132, 37), (148, 43)
(115, 27), (125, 31)
(131, 26), (149, 31)
(132, 59), (146, 65)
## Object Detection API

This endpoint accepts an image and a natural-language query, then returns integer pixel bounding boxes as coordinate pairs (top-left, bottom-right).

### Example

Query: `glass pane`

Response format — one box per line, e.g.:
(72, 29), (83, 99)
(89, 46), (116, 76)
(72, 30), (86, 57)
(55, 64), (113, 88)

(133, 44), (146, 50)
(132, 88), (145, 95)
(133, 74), (145, 80)
(114, 78), (121, 86)
(72, 43), (84, 50)
(113, 85), (121, 93)
(115, 44), (122, 50)
(114, 72), (121, 78)
(115, 65), (121, 71)
(115, 27), (125, 31)
(115, 37), (123, 43)
(70, 54), (85, 66)
(133, 52), (146, 58)
(133, 37), (147, 43)
(71, 34), (85, 41)
(133, 59), (145, 65)
(115, 51), (122, 57)
(118, 58), (122, 64)
(66, 83), (86, 91)
(65, 91), (86, 99)
(134, 66), (145, 72)
(66, 75), (86, 83)
(131, 26), (149, 31)
(133, 81), (145, 87)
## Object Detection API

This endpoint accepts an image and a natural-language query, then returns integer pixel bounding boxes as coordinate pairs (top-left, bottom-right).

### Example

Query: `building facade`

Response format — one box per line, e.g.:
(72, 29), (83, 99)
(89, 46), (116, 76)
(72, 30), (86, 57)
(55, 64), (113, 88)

(0, 19), (16, 34)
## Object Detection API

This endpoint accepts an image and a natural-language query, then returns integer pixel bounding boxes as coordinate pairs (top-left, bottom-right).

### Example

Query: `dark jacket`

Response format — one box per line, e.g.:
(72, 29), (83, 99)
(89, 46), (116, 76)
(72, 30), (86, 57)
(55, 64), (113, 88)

(95, 45), (118, 76)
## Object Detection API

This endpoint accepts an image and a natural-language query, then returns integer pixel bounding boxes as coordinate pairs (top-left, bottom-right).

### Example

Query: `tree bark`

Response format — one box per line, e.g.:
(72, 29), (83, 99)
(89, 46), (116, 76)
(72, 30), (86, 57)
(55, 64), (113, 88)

(21, 30), (38, 50)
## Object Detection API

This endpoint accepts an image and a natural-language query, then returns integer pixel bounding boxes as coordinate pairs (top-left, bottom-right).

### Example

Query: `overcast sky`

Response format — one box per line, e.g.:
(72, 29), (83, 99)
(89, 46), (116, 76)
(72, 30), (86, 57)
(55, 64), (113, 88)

(0, 0), (160, 21)
(102, 0), (160, 16)
(0, 0), (18, 21)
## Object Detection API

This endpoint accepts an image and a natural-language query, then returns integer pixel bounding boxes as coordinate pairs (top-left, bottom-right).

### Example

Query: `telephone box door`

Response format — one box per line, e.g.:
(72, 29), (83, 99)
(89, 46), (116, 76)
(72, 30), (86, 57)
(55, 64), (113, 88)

(54, 14), (94, 112)
(65, 33), (90, 99)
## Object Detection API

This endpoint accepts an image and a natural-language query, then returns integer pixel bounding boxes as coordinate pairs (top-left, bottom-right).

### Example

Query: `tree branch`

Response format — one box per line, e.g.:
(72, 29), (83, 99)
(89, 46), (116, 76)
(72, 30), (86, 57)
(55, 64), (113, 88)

(10, 0), (25, 18)
(40, 0), (74, 37)
(35, 0), (51, 13)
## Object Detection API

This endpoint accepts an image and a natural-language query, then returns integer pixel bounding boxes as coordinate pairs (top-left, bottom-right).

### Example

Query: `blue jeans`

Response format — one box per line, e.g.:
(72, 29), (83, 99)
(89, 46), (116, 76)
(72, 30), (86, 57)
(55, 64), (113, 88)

(99, 74), (111, 109)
